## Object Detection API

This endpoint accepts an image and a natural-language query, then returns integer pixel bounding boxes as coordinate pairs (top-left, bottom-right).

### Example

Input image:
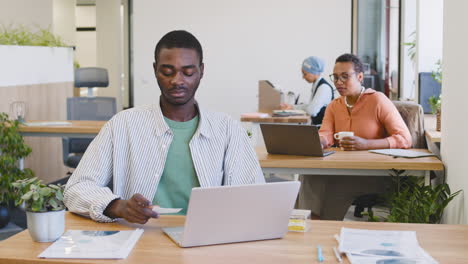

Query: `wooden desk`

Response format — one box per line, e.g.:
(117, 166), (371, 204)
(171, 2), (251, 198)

(19, 120), (105, 138)
(241, 115), (310, 147)
(424, 114), (441, 143)
(0, 212), (466, 264)
(240, 115), (310, 123)
(257, 147), (443, 185)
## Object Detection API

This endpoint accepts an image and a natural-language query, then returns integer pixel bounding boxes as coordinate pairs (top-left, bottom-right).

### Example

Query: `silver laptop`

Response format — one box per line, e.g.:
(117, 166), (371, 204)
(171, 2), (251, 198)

(260, 123), (335, 157)
(162, 181), (300, 247)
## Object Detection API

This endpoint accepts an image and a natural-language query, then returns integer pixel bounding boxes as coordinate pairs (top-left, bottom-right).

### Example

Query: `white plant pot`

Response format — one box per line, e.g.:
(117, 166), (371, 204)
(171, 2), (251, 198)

(26, 210), (65, 242)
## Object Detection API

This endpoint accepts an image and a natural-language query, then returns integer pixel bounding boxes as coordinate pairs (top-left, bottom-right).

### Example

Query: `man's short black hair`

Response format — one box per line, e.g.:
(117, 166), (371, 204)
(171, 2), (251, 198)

(335, 53), (364, 73)
(154, 30), (203, 65)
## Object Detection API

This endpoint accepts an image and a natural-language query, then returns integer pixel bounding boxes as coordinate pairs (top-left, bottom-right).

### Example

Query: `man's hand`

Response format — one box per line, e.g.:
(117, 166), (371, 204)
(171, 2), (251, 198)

(279, 103), (293, 110)
(104, 194), (159, 224)
(339, 136), (369, 151)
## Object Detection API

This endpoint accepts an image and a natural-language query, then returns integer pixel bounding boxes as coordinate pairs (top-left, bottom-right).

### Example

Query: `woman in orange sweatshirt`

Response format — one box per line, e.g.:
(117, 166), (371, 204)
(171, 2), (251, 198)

(297, 54), (412, 220)
(320, 54), (412, 149)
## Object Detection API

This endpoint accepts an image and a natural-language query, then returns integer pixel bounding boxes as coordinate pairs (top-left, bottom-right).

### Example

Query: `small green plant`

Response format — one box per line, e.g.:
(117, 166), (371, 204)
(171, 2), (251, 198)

(431, 59), (442, 84)
(247, 130), (253, 138)
(366, 169), (461, 224)
(0, 25), (68, 47)
(428, 95), (441, 114)
(0, 113), (34, 206)
(13, 177), (65, 212)
(403, 31), (416, 65)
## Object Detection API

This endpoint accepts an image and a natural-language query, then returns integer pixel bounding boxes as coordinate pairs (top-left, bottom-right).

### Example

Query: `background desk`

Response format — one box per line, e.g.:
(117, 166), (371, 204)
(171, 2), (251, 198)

(240, 115), (310, 123)
(0, 212), (467, 264)
(257, 147), (443, 185)
(19, 120), (105, 138)
(241, 114), (310, 147)
(18, 120), (105, 183)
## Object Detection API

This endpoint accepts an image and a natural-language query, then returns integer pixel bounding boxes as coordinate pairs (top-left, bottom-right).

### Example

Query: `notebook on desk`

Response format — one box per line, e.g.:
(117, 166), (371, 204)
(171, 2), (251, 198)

(163, 181), (300, 247)
(260, 123), (335, 157)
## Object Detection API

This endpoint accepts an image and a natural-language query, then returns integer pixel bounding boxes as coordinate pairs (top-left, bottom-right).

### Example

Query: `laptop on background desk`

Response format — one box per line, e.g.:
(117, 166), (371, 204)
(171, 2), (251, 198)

(260, 123), (335, 157)
(163, 181), (300, 247)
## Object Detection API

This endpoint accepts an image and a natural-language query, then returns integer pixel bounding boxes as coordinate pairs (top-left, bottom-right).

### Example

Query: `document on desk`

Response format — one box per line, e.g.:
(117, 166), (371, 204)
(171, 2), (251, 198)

(369, 149), (436, 158)
(38, 229), (143, 259)
(152, 206), (182, 214)
(339, 228), (438, 264)
(24, 121), (72, 126)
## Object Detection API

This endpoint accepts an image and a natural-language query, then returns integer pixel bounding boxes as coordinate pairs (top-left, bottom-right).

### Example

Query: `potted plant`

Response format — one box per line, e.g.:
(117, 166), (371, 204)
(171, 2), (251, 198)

(365, 170), (461, 224)
(12, 177), (65, 242)
(428, 95), (441, 131)
(0, 112), (33, 228)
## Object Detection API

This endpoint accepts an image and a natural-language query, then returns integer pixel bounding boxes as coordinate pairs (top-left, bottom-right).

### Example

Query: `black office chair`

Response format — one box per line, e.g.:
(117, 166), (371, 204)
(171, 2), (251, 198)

(62, 97), (116, 168)
(59, 68), (117, 185)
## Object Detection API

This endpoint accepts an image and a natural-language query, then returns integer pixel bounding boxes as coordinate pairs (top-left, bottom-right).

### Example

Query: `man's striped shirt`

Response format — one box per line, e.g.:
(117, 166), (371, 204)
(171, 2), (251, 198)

(64, 103), (265, 222)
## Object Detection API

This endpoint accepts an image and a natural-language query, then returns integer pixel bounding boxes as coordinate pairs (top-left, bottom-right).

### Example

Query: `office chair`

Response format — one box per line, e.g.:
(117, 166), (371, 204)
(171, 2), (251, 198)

(352, 101), (426, 217)
(62, 97), (117, 168)
(58, 68), (117, 185)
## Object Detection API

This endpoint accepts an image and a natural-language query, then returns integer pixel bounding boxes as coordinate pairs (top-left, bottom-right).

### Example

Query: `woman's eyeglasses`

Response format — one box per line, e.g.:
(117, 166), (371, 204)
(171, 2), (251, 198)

(329, 72), (357, 83)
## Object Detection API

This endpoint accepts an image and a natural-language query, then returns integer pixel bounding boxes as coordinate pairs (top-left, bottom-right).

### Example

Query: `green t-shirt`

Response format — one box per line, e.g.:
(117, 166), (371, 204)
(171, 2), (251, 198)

(153, 115), (200, 215)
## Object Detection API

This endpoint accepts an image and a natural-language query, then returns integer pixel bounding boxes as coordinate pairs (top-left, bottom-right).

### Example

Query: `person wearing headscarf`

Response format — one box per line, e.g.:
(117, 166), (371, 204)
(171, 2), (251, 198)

(280, 56), (334, 124)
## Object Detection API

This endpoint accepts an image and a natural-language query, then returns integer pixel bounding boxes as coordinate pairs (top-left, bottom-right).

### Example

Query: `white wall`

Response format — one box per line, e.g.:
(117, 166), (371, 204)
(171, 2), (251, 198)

(96, 0), (122, 110)
(53, 0), (76, 46)
(441, 1), (468, 225)
(414, 0), (443, 103)
(416, 0), (443, 73)
(132, 0), (351, 120)
(75, 5), (97, 67)
(0, 0), (53, 29)
(400, 0), (416, 100)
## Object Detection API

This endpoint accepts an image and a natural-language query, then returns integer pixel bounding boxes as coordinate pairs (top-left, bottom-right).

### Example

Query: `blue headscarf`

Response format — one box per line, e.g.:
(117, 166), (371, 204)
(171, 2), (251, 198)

(302, 56), (325, 75)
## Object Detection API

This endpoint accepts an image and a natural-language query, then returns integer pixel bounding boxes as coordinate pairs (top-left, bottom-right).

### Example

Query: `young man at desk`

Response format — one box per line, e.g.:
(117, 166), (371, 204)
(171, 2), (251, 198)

(298, 53), (412, 220)
(64, 30), (264, 224)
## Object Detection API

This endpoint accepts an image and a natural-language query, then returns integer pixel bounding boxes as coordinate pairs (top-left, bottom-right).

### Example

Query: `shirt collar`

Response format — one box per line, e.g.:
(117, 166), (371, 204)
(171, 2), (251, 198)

(312, 76), (323, 90)
(151, 102), (212, 138)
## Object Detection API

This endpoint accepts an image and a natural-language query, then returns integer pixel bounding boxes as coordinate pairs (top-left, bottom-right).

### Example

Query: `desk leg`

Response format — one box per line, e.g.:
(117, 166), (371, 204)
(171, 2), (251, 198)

(425, 171), (430, 186)
(19, 158), (24, 170)
(293, 174), (299, 181)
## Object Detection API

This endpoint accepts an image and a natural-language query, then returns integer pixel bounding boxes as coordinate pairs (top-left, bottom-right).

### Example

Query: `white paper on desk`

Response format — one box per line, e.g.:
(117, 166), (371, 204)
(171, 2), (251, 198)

(346, 249), (438, 264)
(38, 229), (143, 259)
(369, 149), (436, 158)
(152, 206), (182, 214)
(24, 121), (72, 126)
(339, 228), (438, 264)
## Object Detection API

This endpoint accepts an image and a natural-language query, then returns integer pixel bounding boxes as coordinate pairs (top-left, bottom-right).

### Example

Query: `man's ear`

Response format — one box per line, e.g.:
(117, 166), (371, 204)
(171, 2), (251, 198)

(153, 62), (158, 77)
(199, 63), (205, 79)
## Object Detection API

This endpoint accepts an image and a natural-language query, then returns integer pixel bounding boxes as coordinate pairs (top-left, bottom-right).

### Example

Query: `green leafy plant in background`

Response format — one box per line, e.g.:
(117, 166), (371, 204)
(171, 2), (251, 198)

(0, 25), (68, 47)
(403, 31), (416, 66)
(428, 95), (441, 115)
(365, 169), (461, 224)
(0, 24), (80, 68)
(13, 177), (65, 212)
(432, 59), (442, 84)
(0, 113), (34, 206)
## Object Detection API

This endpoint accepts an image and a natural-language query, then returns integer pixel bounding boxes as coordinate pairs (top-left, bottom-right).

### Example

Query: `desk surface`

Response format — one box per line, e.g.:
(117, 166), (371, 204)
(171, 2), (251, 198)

(256, 147), (444, 171)
(0, 212), (467, 264)
(19, 120), (105, 135)
(241, 115), (310, 123)
(424, 114), (441, 143)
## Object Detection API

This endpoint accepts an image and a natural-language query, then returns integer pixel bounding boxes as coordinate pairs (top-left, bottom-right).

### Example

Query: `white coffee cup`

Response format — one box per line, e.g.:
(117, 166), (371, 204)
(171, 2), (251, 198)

(333, 131), (354, 140)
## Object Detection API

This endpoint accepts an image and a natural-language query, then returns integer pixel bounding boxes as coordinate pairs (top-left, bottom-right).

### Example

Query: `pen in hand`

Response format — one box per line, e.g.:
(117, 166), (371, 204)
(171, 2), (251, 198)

(317, 244), (324, 262)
